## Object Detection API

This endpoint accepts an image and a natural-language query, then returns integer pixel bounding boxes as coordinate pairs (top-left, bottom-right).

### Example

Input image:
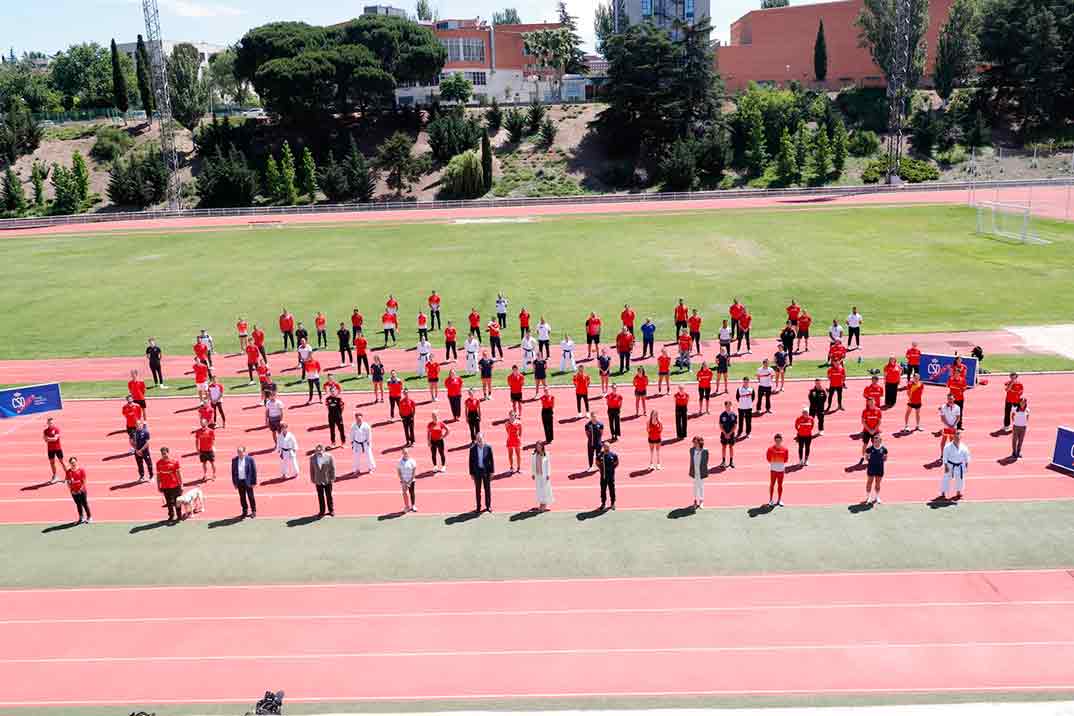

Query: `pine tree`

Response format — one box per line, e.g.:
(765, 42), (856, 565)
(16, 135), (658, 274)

(345, 138), (376, 202)
(775, 128), (798, 184)
(480, 133), (493, 192)
(264, 155), (281, 202)
(831, 118), (848, 175)
(279, 141), (298, 205)
(811, 126), (831, 182)
(50, 164), (82, 215)
(300, 146), (318, 202)
(794, 125), (810, 177)
(135, 35), (155, 121)
(744, 105), (768, 176)
(71, 151), (90, 203)
(110, 39), (130, 117)
(316, 152), (350, 202)
(2, 168), (27, 213)
(31, 162), (46, 209)
(813, 20), (828, 83)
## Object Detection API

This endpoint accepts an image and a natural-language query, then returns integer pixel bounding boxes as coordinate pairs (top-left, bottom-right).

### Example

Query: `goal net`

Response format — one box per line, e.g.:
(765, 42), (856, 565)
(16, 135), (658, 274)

(974, 201), (1050, 244)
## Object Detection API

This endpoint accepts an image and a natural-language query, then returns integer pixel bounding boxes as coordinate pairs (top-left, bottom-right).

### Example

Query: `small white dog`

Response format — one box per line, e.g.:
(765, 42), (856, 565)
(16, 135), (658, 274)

(176, 487), (205, 518)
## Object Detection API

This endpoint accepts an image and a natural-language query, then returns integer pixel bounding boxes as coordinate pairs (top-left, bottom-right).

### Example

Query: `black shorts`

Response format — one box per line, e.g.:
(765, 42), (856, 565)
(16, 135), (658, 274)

(47, 448), (64, 460)
(698, 387), (711, 400)
(199, 450), (215, 463)
(268, 416), (282, 432)
(867, 469), (884, 478)
(134, 399), (147, 409)
(587, 334), (600, 346)
(510, 392), (523, 402)
(720, 434), (735, 446)
(862, 430), (878, 445)
(658, 371), (670, 377)
(635, 389), (647, 397)
(908, 402), (922, 410)
(428, 377), (439, 384)
(799, 330), (809, 339)
(648, 438), (661, 445)
(716, 366), (728, 374)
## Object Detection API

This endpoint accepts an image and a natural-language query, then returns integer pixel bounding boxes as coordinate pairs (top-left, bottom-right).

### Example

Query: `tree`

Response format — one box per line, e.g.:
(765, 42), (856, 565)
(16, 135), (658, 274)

(31, 161), (46, 209)
(49, 43), (112, 108)
(664, 18), (722, 140)
(813, 19), (828, 83)
(526, 100), (546, 134)
(556, 1), (588, 75)
(504, 108), (527, 143)
(427, 113), (483, 161)
(415, 0), (434, 21)
(196, 146), (259, 207)
(775, 127), (798, 184)
(933, 0), (980, 103)
(344, 138), (377, 201)
(480, 132), (493, 191)
(485, 98), (503, 133)
(492, 8), (521, 24)
(110, 39), (130, 117)
(442, 150), (484, 198)
(794, 124), (810, 173)
(539, 117), (557, 146)
(659, 138), (697, 190)
(594, 0), (629, 55)
(376, 132), (424, 196)
(856, 0), (930, 94)
(279, 141), (298, 205)
(50, 164), (82, 214)
(234, 22), (331, 86)
(317, 152), (350, 202)
(0, 98), (42, 163)
(264, 155), (282, 200)
(761, 0), (789, 6)
(208, 48), (250, 105)
(744, 104), (768, 176)
(135, 35), (155, 119)
(71, 151), (90, 203)
(107, 150), (168, 208)
(523, 25), (585, 101)
(831, 117), (848, 174)
(168, 43), (209, 131)
(811, 125), (831, 181)
(300, 146), (318, 201)
(439, 72), (473, 104)
(2, 167), (27, 213)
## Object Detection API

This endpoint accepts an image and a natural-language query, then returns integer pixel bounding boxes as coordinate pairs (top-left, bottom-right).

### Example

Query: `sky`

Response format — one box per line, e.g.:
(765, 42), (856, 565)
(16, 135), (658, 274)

(2, 0), (832, 57)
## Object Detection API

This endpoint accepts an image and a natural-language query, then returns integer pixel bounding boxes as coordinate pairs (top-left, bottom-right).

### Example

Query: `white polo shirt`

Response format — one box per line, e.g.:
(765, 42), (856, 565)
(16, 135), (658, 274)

(719, 326), (731, 342)
(737, 386), (754, 410)
(398, 457), (417, 482)
(537, 322), (551, 341)
(847, 312), (862, 329)
(940, 403), (961, 428)
(757, 366), (774, 388)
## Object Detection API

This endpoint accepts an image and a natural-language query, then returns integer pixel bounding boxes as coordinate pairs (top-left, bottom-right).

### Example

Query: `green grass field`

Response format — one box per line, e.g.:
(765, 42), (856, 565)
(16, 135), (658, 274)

(5, 205), (1074, 360)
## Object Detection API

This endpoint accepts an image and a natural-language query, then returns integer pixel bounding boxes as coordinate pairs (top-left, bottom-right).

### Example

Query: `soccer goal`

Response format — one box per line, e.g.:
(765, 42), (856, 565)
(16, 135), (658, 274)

(974, 201), (1051, 244)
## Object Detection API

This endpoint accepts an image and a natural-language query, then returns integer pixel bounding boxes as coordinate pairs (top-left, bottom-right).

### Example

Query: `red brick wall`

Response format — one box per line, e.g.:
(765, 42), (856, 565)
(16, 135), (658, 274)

(435, 22), (562, 73)
(716, 0), (956, 92)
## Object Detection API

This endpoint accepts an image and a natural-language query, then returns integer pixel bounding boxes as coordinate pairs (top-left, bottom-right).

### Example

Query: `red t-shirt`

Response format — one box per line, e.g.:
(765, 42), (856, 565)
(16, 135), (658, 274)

(351, 312), (363, 329)
(688, 315), (702, 333)
(44, 425), (61, 451)
(445, 375), (463, 397)
(426, 362), (440, 381)
(324, 379), (341, 395)
(786, 304), (801, 322)
(862, 407), (882, 431)
(519, 311), (530, 328)
(616, 332), (633, 353)
(386, 297), (398, 312)
(418, 314), (428, 328)
(305, 359), (321, 377)
(948, 375), (968, 401)
(795, 414), (815, 437)
(399, 397), (415, 417)
(427, 420), (446, 441)
(193, 363), (209, 383)
(428, 294), (440, 310)
(677, 333), (692, 352)
(906, 347), (921, 366)
(729, 303), (745, 321)
(647, 420), (662, 441)
(315, 314), (327, 330)
(65, 467), (87, 493)
(237, 320), (249, 335)
(382, 312), (397, 328)
(586, 317), (602, 336)
(245, 344), (260, 364)
(252, 328), (265, 346)
(573, 373), (590, 395)
(469, 311), (480, 328)
(465, 397), (482, 414)
(195, 427), (215, 452)
(738, 313), (753, 331)
(621, 309), (636, 327)
(829, 343), (847, 363)
(907, 382), (924, 405)
(128, 379), (146, 401)
(540, 393), (554, 409)
(279, 314), (294, 332)
(863, 383), (884, 406)
(766, 445), (790, 466)
(657, 355), (671, 373)
(388, 380), (403, 398)
(198, 403), (214, 424)
(1005, 380), (1024, 405)
(507, 372), (524, 393)
(444, 326), (457, 342)
(674, 391), (689, 407)
(606, 392), (623, 409)
(156, 458), (182, 490)
(633, 374), (649, 392)
(257, 365), (271, 384)
(798, 314), (812, 332)
(488, 323), (500, 338)
(354, 336), (368, 354)
(828, 365), (846, 388)
(506, 421), (522, 447)
(884, 363), (902, 385)
(697, 367), (713, 388)
(675, 304), (689, 322)
(193, 342), (208, 361)
(122, 402), (142, 428)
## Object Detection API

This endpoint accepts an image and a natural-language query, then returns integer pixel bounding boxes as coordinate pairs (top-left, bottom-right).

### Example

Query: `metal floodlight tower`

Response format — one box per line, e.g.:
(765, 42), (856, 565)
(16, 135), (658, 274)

(885, 0), (912, 184)
(142, 0), (183, 210)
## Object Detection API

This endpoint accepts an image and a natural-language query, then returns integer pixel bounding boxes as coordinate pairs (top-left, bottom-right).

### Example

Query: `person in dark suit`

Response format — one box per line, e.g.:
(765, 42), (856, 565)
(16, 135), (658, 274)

(597, 441), (619, 511)
(584, 412), (604, 471)
(230, 446), (257, 518)
(688, 436), (710, 508)
(468, 433), (495, 513)
(309, 444), (336, 517)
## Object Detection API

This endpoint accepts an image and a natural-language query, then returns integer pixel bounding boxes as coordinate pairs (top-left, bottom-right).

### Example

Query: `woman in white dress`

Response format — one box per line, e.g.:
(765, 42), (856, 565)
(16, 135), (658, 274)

(531, 441), (553, 511)
(465, 335), (480, 374)
(559, 335), (576, 373)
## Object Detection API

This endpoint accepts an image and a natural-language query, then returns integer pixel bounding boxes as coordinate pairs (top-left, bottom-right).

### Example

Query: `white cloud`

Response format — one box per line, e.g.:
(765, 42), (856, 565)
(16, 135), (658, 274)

(161, 0), (242, 18)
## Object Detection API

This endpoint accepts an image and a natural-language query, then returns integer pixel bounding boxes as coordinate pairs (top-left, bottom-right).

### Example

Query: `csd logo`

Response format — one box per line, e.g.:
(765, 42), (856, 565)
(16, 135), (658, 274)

(926, 360), (943, 378)
(10, 393), (25, 413)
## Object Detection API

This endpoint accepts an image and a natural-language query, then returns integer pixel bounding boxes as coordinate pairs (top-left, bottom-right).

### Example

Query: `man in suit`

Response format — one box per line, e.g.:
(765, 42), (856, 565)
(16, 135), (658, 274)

(230, 446), (258, 518)
(597, 441), (619, 511)
(309, 443), (336, 517)
(468, 433), (495, 513)
(688, 436), (710, 509)
(584, 412), (604, 471)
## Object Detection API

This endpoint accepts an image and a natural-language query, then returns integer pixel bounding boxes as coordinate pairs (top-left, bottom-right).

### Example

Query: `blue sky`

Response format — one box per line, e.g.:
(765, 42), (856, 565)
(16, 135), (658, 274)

(3, 0), (830, 56)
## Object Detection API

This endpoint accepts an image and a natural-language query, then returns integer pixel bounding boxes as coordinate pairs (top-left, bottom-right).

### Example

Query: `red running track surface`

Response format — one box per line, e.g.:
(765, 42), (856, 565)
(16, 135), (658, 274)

(3, 373), (1073, 523)
(3, 569), (1074, 707)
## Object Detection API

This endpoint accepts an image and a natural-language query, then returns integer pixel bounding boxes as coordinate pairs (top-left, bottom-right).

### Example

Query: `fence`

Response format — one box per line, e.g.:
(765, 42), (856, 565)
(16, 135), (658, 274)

(0, 177), (1071, 232)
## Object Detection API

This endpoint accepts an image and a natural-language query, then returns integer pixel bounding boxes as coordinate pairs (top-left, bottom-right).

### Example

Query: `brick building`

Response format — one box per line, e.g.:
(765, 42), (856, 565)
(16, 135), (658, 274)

(715, 0), (956, 93)
(395, 19), (563, 105)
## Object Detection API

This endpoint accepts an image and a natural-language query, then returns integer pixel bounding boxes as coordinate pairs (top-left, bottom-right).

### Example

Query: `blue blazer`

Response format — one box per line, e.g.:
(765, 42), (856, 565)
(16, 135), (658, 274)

(231, 455), (257, 487)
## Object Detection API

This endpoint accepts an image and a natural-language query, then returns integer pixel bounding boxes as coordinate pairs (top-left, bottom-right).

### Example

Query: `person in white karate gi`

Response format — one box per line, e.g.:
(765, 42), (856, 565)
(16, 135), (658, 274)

(277, 423), (299, 479)
(560, 334), (576, 373)
(350, 411), (376, 475)
(464, 335), (480, 374)
(521, 330), (537, 372)
(416, 337), (432, 376)
(939, 430), (971, 502)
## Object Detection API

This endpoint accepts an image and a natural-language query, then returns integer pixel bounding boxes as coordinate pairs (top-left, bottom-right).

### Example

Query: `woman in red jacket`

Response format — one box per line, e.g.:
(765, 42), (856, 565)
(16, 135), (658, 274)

(647, 410), (663, 471)
(633, 366), (649, 417)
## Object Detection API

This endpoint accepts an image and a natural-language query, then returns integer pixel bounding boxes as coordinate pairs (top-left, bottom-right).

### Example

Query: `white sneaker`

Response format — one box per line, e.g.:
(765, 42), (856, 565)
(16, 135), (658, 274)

(777, 500), (784, 507)
(656, 464), (662, 470)
(874, 496), (882, 504)
(768, 499), (775, 506)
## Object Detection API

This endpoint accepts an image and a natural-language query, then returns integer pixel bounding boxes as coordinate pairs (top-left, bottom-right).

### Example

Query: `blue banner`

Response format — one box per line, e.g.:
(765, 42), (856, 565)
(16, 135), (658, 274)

(919, 353), (978, 388)
(1052, 426), (1074, 474)
(0, 383), (63, 418)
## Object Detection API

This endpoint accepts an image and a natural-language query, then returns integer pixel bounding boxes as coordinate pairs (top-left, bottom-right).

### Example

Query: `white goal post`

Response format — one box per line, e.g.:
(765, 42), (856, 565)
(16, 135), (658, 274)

(973, 200), (1051, 245)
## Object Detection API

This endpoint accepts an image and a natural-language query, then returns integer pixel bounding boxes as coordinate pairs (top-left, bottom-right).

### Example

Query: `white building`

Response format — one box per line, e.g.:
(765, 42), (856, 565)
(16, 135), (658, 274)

(115, 40), (226, 77)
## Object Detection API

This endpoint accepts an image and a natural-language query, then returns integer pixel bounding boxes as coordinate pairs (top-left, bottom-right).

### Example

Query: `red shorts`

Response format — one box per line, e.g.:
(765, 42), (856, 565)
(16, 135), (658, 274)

(942, 426), (957, 438)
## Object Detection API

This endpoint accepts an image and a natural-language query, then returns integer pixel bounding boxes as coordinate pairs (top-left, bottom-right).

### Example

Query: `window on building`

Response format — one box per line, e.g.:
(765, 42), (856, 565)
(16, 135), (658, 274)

(684, 0), (694, 20)
(640, 0), (652, 16)
(466, 71), (487, 85)
(440, 37), (486, 63)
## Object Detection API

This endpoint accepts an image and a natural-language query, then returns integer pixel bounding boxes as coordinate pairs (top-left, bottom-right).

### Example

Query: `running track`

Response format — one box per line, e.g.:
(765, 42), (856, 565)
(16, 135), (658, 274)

(3, 372), (1073, 523)
(3, 569), (1074, 707)
(0, 329), (1041, 385)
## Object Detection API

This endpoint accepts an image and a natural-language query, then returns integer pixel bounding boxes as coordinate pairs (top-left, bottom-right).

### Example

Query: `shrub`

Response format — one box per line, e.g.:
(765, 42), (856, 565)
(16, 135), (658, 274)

(196, 145), (259, 207)
(193, 115), (255, 157)
(49, 164), (82, 215)
(601, 159), (637, 188)
(936, 145), (968, 166)
(427, 113), (483, 162)
(831, 119), (848, 175)
(696, 126), (730, 184)
(861, 156), (940, 184)
(317, 151), (350, 202)
(441, 150), (484, 198)
(539, 117), (557, 147)
(0, 100), (42, 163)
(909, 109), (940, 157)
(2, 167), (27, 214)
(90, 126), (134, 161)
(485, 98), (503, 134)
(504, 108), (527, 143)
(834, 86), (887, 132)
(659, 138), (697, 191)
(71, 151), (90, 203)
(107, 150), (168, 208)
(847, 129), (881, 157)
(526, 101), (546, 134)
(344, 139), (377, 202)
(480, 133), (493, 191)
